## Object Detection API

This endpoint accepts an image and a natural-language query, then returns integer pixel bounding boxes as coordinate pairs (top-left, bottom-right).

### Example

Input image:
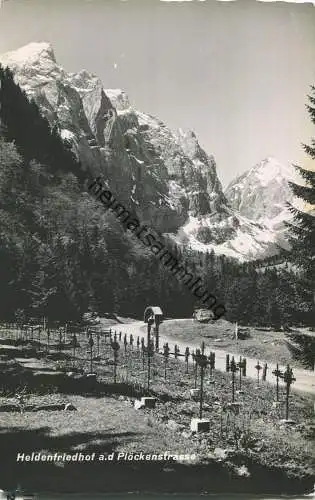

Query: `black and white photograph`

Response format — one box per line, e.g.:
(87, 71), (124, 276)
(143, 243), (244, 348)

(0, 0), (314, 498)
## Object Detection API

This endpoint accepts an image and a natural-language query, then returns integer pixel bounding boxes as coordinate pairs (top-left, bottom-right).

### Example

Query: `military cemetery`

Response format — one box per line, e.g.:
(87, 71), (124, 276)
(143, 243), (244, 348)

(0, 308), (314, 495)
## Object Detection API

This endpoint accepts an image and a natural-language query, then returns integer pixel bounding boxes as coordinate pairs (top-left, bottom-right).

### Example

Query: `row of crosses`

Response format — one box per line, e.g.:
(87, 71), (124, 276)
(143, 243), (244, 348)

(44, 325), (297, 420)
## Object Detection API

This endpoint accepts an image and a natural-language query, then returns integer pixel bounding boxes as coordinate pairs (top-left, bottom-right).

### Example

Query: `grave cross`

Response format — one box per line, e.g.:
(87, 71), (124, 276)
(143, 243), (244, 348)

(272, 364), (282, 402)
(208, 351), (215, 378)
(255, 361), (262, 387)
(174, 344), (180, 359)
(229, 356), (238, 402)
(123, 333), (127, 352)
(195, 342), (209, 419)
(237, 356), (243, 390)
(110, 336), (120, 384)
(282, 364), (296, 420)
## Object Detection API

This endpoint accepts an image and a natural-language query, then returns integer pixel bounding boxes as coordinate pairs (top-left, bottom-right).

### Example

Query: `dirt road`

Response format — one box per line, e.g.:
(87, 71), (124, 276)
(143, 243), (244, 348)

(111, 319), (315, 396)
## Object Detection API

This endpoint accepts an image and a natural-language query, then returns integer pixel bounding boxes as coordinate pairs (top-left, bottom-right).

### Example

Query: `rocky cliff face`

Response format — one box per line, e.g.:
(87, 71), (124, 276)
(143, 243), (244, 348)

(0, 42), (294, 261)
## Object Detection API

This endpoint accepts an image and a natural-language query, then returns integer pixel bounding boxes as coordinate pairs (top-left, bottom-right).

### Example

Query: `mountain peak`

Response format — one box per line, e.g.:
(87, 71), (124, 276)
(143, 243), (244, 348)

(0, 42), (62, 93)
(1, 42), (56, 66)
(250, 157), (294, 187)
(259, 156), (290, 169)
(225, 157), (294, 225)
(177, 128), (196, 139)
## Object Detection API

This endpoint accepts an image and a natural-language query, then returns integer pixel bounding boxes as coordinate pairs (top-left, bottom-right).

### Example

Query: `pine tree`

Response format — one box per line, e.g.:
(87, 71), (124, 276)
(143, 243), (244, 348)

(286, 86), (315, 333)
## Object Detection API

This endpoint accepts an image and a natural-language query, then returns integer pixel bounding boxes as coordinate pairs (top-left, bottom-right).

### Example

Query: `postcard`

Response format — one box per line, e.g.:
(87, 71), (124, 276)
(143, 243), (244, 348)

(0, 0), (314, 499)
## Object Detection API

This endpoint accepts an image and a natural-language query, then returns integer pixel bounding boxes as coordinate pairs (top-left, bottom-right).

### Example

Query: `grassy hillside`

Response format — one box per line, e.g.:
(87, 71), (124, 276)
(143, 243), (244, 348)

(159, 319), (298, 367)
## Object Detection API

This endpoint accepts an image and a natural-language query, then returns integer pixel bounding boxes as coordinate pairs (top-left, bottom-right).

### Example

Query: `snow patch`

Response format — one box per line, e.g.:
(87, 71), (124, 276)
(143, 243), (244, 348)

(0, 42), (56, 65)
(60, 129), (75, 141)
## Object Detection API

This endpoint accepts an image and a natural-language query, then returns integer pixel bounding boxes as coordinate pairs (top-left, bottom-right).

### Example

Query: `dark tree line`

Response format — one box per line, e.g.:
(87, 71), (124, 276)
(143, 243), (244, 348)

(0, 65), (314, 338)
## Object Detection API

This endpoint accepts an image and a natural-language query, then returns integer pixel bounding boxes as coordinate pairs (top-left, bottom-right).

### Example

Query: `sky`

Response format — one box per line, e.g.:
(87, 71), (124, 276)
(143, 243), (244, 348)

(0, 0), (315, 187)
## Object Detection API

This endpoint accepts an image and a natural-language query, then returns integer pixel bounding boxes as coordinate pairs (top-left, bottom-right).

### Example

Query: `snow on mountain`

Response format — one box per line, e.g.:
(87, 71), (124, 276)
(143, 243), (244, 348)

(224, 157), (295, 229)
(169, 207), (290, 261)
(0, 42), (294, 261)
